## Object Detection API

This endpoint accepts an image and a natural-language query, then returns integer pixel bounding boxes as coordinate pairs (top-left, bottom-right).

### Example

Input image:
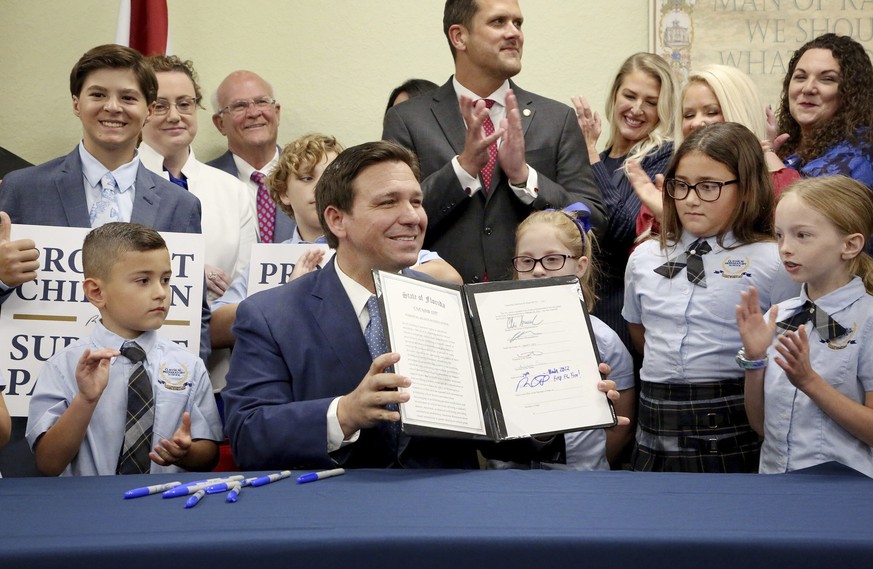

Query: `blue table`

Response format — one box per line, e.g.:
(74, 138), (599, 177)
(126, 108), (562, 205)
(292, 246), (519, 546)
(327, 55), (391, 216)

(1, 464), (871, 569)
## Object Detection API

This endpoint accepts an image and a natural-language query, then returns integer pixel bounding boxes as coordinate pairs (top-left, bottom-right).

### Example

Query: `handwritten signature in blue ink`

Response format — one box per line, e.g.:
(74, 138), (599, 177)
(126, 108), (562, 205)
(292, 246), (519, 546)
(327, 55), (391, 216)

(515, 368), (580, 392)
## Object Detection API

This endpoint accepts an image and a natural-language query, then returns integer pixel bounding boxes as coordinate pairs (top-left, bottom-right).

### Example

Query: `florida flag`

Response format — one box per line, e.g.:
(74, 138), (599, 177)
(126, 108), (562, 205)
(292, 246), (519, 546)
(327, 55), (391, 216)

(115, 0), (172, 56)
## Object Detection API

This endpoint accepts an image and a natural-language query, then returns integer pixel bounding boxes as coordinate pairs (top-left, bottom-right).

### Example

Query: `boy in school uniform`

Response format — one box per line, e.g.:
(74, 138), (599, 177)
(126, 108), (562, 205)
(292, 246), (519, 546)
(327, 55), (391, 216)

(26, 223), (222, 476)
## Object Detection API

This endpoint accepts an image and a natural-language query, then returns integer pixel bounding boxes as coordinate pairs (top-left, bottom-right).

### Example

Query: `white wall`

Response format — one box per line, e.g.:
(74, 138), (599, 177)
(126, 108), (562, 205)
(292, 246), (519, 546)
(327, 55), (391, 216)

(0, 0), (649, 165)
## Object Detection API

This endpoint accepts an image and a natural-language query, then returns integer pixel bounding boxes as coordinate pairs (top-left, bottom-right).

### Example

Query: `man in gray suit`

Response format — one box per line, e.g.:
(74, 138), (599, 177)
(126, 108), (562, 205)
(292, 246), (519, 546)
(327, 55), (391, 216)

(383, 0), (605, 283)
(207, 71), (294, 243)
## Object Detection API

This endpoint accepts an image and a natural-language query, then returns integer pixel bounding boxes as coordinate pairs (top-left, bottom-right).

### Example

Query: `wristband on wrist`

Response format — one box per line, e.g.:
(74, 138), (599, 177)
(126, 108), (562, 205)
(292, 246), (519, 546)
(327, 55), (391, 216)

(509, 180), (527, 189)
(735, 347), (768, 370)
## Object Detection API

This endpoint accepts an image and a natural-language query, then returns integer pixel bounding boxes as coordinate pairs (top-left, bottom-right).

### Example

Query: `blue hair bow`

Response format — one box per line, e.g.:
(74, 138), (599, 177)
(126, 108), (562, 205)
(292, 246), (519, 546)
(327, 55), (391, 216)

(546, 202), (592, 238)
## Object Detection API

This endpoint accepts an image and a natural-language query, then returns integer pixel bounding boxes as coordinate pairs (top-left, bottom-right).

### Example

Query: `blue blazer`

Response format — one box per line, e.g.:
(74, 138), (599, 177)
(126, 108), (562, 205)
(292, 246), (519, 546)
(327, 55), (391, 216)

(0, 147), (201, 231)
(206, 149), (295, 243)
(222, 258), (478, 470)
(0, 147), (211, 362)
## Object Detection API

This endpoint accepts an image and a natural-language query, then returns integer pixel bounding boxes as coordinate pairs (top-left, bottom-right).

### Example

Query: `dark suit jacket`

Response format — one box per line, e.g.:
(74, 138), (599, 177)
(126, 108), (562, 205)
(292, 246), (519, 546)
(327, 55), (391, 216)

(206, 149), (295, 243)
(222, 258), (478, 470)
(0, 148), (211, 362)
(383, 79), (606, 283)
(0, 146), (31, 179)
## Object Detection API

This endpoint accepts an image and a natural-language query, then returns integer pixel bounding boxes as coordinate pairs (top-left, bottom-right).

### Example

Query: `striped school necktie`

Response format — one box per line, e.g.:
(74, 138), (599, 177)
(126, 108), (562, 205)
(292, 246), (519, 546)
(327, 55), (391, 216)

(116, 342), (154, 474)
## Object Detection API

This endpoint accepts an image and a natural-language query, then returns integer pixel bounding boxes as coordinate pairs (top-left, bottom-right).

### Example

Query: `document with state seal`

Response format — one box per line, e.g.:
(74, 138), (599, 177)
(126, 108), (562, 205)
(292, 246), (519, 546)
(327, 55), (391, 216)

(372, 271), (616, 441)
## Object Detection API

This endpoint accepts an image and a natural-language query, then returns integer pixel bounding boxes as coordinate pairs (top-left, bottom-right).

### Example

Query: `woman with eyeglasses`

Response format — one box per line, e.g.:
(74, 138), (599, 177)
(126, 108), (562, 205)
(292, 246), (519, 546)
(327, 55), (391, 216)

(571, 53), (677, 356)
(623, 122), (799, 473)
(139, 55), (257, 304)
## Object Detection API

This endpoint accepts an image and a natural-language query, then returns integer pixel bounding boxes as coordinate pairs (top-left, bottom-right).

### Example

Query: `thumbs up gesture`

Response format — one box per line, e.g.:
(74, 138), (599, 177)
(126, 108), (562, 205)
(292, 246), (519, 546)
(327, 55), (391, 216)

(0, 211), (40, 286)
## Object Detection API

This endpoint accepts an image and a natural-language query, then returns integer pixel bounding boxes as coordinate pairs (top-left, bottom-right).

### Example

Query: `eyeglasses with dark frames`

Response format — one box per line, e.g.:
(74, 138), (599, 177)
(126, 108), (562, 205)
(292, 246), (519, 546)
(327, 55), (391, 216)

(664, 178), (738, 202)
(512, 254), (578, 273)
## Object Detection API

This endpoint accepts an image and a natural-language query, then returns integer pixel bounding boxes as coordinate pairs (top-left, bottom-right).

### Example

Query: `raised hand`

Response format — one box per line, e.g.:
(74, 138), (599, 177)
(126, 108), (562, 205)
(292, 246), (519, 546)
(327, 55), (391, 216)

(0, 211), (40, 286)
(498, 89), (529, 184)
(627, 160), (665, 219)
(457, 95), (504, 180)
(571, 95), (602, 165)
(74, 347), (119, 404)
(289, 248), (325, 282)
(736, 286), (778, 360)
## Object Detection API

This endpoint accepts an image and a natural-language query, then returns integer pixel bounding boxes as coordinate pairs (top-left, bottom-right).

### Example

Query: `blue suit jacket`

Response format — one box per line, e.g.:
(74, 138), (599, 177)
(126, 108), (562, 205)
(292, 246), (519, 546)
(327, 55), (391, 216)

(0, 148), (211, 362)
(206, 149), (295, 243)
(222, 258), (478, 470)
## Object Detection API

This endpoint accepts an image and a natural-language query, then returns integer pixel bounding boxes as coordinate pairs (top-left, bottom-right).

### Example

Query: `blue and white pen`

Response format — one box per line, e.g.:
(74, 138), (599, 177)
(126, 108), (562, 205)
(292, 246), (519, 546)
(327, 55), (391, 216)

(226, 482), (243, 503)
(184, 488), (206, 509)
(205, 476), (258, 495)
(123, 481), (182, 499)
(296, 468), (346, 484)
(163, 475), (244, 498)
(250, 470), (292, 487)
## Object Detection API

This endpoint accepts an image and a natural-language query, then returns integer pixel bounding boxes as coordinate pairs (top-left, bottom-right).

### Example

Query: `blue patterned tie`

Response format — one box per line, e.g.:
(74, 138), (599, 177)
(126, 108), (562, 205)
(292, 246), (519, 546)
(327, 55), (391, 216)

(90, 173), (122, 227)
(365, 295), (400, 456)
(116, 342), (154, 475)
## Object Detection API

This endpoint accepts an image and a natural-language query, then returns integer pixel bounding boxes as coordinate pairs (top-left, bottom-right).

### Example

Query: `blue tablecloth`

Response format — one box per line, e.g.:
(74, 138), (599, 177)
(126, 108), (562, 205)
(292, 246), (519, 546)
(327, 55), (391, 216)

(1, 464), (871, 568)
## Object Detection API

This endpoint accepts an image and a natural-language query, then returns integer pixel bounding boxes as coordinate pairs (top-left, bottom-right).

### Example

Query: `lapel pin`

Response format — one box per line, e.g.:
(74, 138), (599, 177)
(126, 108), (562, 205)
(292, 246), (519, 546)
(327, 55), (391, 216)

(523, 109), (532, 117)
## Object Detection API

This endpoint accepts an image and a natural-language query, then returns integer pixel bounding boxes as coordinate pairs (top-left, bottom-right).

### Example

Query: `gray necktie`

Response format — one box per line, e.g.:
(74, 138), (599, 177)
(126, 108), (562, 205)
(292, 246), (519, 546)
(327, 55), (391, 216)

(90, 173), (122, 227)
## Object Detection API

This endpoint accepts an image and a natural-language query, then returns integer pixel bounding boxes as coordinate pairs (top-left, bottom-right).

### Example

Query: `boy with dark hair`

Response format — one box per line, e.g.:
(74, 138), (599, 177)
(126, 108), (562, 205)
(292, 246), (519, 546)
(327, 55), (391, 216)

(26, 223), (221, 476)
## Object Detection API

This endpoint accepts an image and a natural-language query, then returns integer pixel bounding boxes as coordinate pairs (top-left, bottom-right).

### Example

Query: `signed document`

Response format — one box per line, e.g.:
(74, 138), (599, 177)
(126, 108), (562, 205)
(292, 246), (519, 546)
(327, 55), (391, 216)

(373, 271), (615, 441)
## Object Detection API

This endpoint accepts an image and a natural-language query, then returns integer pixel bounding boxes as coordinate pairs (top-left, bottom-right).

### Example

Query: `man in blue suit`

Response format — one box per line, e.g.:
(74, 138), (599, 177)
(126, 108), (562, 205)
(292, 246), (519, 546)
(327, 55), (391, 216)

(207, 70), (294, 243)
(222, 141), (479, 470)
(0, 44), (207, 360)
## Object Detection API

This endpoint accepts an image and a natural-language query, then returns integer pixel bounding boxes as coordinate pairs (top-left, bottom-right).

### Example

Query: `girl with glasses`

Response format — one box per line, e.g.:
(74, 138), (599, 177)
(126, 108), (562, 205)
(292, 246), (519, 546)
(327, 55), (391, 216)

(623, 122), (798, 473)
(489, 204), (635, 470)
(737, 176), (873, 476)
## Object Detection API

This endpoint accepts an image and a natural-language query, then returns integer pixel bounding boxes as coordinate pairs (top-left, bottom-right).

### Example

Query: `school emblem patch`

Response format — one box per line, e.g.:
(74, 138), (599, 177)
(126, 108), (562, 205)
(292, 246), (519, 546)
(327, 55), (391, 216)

(159, 363), (191, 391)
(715, 256), (752, 279)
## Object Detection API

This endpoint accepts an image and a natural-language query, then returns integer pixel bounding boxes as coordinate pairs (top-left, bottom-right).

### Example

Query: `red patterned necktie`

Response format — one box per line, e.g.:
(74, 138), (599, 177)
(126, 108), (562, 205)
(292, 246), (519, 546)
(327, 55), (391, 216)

(251, 171), (276, 243)
(479, 99), (497, 193)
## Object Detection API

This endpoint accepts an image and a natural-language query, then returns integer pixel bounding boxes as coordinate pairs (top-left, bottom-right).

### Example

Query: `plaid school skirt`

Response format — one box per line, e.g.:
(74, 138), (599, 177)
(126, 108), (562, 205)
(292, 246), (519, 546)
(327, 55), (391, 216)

(631, 380), (761, 473)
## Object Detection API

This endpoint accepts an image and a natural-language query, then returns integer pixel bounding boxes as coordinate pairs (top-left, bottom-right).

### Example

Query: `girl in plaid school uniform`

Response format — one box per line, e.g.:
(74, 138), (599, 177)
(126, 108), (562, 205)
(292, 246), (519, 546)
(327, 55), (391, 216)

(623, 122), (799, 472)
(737, 176), (873, 476)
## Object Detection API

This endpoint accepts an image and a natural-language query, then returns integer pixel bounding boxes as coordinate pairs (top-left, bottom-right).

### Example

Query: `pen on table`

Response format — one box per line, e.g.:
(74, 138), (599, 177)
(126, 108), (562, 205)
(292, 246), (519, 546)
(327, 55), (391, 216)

(296, 468), (346, 484)
(163, 475), (244, 498)
(123, 481), (182, 499)
(184, 488), (206, 509)
(250, 470), (292, 487)
(226, 482), (243, 503)
(205, 476), (258, 495)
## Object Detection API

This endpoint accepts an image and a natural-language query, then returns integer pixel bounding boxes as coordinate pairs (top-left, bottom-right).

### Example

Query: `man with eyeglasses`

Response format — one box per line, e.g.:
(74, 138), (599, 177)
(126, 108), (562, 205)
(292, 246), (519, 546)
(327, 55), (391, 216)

(383, 0), (605, 284)
(207, 70), (295, 244)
